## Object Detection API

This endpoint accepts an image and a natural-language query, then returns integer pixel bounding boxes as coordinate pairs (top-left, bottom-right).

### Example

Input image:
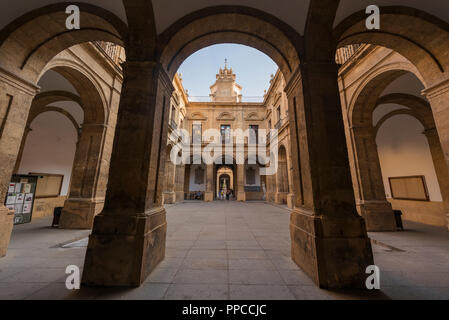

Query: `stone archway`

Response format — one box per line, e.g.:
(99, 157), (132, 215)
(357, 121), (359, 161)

(374, 94), (449, 228)
(334, 6), (449, 179)
(33, 64), (110, 230)
(0, 4), (126, 257)
(82, 1), (375, 289)
(347, 67), (414, 231)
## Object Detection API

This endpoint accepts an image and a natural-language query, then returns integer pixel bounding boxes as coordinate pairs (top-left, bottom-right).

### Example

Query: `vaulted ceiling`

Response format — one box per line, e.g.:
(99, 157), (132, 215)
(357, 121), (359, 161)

(1, 0), (448, 36)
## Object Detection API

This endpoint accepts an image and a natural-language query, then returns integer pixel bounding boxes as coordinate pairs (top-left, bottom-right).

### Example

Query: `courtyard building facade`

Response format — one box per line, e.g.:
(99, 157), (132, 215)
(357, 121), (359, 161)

(0, 1), (448, 292)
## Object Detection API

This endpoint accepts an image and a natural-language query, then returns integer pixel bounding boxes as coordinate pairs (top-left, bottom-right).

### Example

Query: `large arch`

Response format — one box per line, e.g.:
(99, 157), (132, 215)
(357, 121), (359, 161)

(28, 63), (110, 229)
(157, 6), (302, 82)
(82, 1), (374, 289)
(347, 58), (449, 230)
(334, 6), (449, 85)
(347, 66), (425, 231)
(0, 3), (127, 83)
(334, 7), (449, 177)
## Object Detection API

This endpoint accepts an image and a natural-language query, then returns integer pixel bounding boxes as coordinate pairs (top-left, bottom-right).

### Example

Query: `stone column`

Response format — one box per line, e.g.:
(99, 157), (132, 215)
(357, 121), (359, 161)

(287, 146), (295, 208)
(0, 69), (38, 257)
(204, 164), (214, 202)
(13, 124), (32, 174)
(349, 126), (396, 231)
(237, 164), (246, 201)
(424, 127), (449, 227)
(81, 61), (172, 287)
(286, 62), (374, 289)
(175, 164), (185, 202)
(275, 160), (288, 204)
(162, 154), (176, 204)
(59, 124), (107, 229)
(424, 81), (449, 174)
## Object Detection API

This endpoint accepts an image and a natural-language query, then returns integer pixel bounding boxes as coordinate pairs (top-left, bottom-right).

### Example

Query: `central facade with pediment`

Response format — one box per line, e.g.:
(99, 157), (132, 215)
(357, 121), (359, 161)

(163, 62), (293, 204)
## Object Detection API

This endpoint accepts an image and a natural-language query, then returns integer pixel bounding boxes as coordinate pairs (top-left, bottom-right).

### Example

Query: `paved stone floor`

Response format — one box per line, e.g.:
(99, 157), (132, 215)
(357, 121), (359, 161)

(0, 201), (448, 300)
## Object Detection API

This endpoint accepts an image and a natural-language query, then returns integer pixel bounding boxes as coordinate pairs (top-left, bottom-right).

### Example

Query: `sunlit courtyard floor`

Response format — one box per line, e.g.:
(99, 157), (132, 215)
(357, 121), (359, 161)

(0, 201), (448, 300)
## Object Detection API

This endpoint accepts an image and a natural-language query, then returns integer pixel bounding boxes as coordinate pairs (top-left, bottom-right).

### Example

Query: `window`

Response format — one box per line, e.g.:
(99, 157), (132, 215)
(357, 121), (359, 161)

(194, 167), (205, 184)
(277, 106), (281, 121)
(220, 124), (231, 144)
(268, 120), (271, 130)
(389, 176), (429, 201)
(246, 167), (256, 185)
(249, 125), (259, 144)
(192, 123), (202, 144)
(31, 173), (64, 198)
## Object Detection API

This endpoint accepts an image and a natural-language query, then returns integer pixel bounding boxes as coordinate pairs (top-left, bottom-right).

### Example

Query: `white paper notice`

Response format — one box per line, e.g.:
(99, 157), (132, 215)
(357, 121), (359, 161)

(6, 195), (16, 205)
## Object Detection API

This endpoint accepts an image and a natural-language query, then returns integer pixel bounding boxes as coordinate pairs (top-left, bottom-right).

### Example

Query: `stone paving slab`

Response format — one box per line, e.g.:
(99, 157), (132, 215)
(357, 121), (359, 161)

(0, 201), (448, 300)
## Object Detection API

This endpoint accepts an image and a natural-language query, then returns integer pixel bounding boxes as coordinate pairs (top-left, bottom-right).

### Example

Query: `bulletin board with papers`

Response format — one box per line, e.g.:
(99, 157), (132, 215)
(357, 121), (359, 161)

(5, 175), (38, 225)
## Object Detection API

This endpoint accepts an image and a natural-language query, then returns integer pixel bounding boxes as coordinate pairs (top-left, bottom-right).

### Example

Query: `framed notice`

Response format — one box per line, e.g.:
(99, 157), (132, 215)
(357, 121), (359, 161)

(389, 176), (430, 201)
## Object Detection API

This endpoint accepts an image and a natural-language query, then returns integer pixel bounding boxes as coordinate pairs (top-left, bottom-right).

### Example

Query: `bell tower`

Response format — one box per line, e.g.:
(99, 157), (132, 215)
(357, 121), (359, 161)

(210, 59), (242, 102)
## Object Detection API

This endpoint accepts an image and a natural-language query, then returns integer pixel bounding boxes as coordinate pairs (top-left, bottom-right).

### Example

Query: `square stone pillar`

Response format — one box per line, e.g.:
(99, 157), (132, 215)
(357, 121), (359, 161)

(0, 207), (14, 257)
(286, 62), (374, 289)
(82, 61), (172, 287)
(424, 127), (449, 228)
(204, 164), (214, 201)
(0, 69), (38, 257)
(349, 126), (396, 231)
(162, 155), (176, 204)
(423, 82), (449, 228)
(424, 80), (449, 174)
(237, 164), (246, 201)
(59, 124), (108, 229)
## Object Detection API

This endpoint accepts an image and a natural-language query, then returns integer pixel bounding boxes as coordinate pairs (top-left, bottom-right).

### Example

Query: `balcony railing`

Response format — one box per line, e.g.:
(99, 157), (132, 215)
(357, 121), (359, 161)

(188, 96), (264, 103)
(335, 44), (363, 65)
(93, 41), (125, 66)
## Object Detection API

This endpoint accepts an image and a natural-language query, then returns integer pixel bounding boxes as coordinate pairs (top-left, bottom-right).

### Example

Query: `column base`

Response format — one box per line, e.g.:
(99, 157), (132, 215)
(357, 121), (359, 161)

(204, 191), (214, 202)
(287, 193), (295, 209)
(237, 191), (246, 201)
(0, 206), (14, 257)
(275, 192), (288, 204)
(59, 198), (104, 229)
(357, 201), (397, 232)
(266, 192), (275, 202)
(175, 191), (184, 202)
(162, 191), (176, 204)
(290, 208), (374, 289)
(82, 207), (167, 287)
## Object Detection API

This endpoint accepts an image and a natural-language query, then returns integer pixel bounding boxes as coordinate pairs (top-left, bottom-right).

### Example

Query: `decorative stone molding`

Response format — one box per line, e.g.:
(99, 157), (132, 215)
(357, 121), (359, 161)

(216, 112), (235, 121)
(244, 112), (264, 122)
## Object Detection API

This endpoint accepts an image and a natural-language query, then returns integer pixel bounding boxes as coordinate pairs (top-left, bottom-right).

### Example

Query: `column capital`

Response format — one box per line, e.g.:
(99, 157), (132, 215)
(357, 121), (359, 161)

(0, 66), (40, 96)
(422, 77), (449, 99)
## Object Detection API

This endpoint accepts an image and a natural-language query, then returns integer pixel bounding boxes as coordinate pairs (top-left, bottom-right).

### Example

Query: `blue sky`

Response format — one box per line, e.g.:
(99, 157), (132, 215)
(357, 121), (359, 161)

(177, 44), (278, 100)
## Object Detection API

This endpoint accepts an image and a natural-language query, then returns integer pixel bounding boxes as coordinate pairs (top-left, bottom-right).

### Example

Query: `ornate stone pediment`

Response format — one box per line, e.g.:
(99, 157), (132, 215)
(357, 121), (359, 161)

(188, 112), (207, 120)
(244, 112), (264, 121)
(216, 112), (235, 121)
